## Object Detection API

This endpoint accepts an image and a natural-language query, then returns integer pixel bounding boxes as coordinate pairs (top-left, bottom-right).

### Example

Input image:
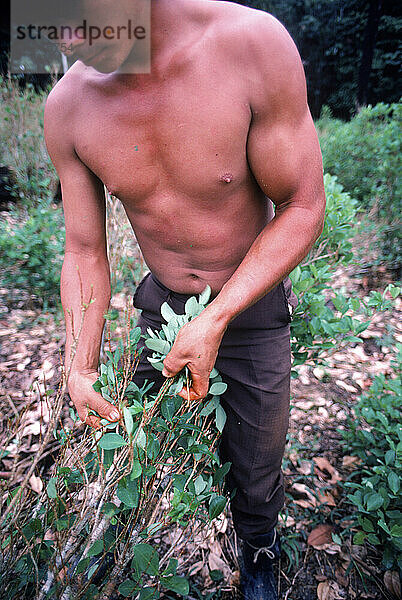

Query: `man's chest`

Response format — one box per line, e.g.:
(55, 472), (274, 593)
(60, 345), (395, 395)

(74, 65), (253, 204)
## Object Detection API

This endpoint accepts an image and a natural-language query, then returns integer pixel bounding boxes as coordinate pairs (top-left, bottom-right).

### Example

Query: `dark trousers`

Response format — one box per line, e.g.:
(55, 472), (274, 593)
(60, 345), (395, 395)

(132, 272), (298, 541)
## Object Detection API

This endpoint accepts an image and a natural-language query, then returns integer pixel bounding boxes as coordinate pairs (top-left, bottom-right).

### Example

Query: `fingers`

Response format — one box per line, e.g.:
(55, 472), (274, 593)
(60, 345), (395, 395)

(83, 414), (102, 429)
(178, 372), (209, 401)
(76, 397), (120, 429)
(90, 396), (120, 422)
(162, 353), (187, 378)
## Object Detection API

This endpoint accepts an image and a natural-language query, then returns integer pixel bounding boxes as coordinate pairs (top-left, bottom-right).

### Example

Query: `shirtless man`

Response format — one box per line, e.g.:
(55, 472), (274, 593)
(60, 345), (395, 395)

(44, 0), (326, 597)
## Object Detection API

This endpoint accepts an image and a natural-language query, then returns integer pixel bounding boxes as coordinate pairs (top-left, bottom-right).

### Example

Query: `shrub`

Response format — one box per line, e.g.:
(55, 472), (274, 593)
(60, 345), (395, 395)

(290, 173), (398, 371)
(0, 290), (231, 599)
(0, 199), (64, 308)
(341, 347), (402, 571)
(317, 102), (402, 272)
(0, 75), (58, 203)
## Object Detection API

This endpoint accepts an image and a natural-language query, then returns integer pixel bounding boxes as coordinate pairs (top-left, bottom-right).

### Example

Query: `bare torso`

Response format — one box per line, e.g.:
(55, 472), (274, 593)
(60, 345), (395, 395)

(55, 2), (276, 295)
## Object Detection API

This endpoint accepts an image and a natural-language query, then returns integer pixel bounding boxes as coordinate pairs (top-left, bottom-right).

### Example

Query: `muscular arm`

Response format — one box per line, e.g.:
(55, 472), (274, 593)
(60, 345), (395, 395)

(163, 14), (326, 398)
(45, 87), (119, 427)
(207, 14), (326, 324)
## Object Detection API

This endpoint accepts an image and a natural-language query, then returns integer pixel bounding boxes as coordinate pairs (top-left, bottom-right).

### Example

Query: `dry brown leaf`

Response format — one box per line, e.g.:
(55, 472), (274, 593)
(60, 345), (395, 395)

(208, 540), (222, 557)
(323, 543), (342, 555)
(317, 489), (337, 507)
(342, 456), (362, 469)
(230, 570), (241, 587)
(317, 580), (344, 600)
(279, 513), (296, 528)
(317, 581), (331, 600)
(335, 567), (349, 587)
(28, 474), (43, 493)
(188, 561), (204, 576)
(384, 571), (401, 599)
(313, 457), (342, 484)
(335, 380), (358, 393)
(292, 482), (317, 508)
(308, 524), (333, 548)
(208, 553), (227, 573)
(297, 460), (313, 475)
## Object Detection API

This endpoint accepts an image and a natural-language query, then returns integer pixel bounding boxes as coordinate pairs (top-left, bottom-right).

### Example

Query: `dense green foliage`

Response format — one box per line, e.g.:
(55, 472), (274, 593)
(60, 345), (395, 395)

(236, 0), (401, 117)
(342, 347), (402, 571)
(0, 76), (57, 202)
(0, 200), (64, 308)
(0, 296), (231, 599)
(290, 173), (398, 370)
(318, 102), (401, 272)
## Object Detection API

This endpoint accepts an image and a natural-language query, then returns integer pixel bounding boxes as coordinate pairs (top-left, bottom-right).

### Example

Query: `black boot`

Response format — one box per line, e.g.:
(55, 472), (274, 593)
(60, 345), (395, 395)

(239, 528), (280, 600)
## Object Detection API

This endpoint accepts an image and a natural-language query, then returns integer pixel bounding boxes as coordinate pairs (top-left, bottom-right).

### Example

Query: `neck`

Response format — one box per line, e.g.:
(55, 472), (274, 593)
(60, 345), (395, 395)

(119, 0), (192, 75)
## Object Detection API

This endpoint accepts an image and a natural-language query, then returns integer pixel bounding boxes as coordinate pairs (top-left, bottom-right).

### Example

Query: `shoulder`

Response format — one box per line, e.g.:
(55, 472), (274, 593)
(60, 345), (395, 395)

(208, 3), (306, 111)
(44, 61), (87, 135)
(209, 2), (301, 68)
(44, 62), (90, 162)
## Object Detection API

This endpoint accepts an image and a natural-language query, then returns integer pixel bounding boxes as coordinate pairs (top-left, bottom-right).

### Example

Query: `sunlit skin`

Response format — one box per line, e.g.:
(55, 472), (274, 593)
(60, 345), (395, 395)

(44, 0), (326, 427)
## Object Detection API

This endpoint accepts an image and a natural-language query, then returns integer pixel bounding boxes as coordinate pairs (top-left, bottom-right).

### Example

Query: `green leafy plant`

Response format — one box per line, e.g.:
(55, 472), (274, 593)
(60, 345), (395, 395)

(318, 102), (402, 272)
(290, 173), (400, 371)
(341, 345), (402, 571)
(0, 199), (64, 309)
(0, 289), (231, 599)
(0, 75), (57, 203)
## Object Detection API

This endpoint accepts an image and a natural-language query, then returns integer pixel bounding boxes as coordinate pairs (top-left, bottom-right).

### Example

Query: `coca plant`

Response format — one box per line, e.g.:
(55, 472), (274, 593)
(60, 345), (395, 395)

(1, 286), (231, 600)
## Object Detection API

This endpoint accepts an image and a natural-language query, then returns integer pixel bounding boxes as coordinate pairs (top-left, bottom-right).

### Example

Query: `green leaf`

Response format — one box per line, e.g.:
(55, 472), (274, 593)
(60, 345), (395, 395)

(139, 588), (159, 600)
(185, 295), (199, 317)
(145, 338), (171, 354)
(117, 478), (138, 508)
(209, 382), (227, 395)
(353, 531), (366, 544)
(366, 493), (384, 511)
(160, 575), (189, 595)
(123, 407), (134, 436)
(161, 397), (177, 422)
(130, 327), (142, 344)
(350, 297), (360, 311)
(213, 462), (231, 486)
(131, 543), (159, 577)
(199, 285), (211, 305)
(130, 460), (142, 480)
(161, 302), (177, 323)
(215, 404), (226, 433)
(162, 558), (178, 577)
(210, 569), (224, 582)
(87, 538), (103, 557)
(92, 379), (102, 393)
(46, 477), (57, 499)
(209, 495), (227, 520)
(194, 475), (207, 495)
(390, 524), (402, 537)
(388, 471), (400, 495)
(149, 359), (164, 371)
(129, 400), (144, 415)
(385, 449), (395, 465)
(98, 433), (127, 450)
(118, 579), (138, 597)
(199, 397), (219, 417)
(361, 518), (374, 532)
(135, 427), (147, 450)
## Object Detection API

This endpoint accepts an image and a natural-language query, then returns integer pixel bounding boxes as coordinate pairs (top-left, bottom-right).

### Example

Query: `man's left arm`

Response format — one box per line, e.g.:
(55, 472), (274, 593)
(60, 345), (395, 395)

(163, 15), (326, 399)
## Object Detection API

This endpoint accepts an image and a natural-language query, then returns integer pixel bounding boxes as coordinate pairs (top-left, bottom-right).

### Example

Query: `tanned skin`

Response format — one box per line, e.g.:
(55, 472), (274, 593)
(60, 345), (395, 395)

(44, 0), (326, 428)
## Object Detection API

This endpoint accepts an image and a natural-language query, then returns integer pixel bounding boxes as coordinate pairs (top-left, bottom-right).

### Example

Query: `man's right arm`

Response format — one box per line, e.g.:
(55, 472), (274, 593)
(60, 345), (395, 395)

(44, 88), (120, 428)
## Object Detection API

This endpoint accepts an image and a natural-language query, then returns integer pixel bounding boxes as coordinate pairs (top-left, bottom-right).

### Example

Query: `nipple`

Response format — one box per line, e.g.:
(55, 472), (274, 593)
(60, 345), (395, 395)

(220, 172), (233, 183)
